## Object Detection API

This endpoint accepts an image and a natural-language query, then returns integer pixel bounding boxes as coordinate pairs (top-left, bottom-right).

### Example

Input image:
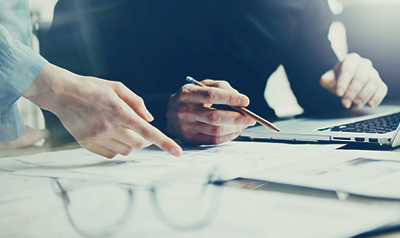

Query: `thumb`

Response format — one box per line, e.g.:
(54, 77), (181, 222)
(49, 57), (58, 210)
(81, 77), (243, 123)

(320, 70), (337, 93)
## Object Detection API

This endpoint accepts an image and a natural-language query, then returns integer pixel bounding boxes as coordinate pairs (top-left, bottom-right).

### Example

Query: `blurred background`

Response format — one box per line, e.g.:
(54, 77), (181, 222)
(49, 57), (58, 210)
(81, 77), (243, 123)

(19, 0), (400, 131)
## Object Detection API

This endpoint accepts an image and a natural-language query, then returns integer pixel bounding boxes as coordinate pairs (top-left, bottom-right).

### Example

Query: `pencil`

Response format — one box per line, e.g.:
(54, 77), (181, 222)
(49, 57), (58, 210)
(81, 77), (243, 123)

(186, 76), (280, 132)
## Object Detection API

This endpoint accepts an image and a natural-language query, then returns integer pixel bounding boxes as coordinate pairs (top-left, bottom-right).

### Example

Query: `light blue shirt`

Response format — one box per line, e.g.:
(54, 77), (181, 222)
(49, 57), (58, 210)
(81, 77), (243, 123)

(0, 1), (48, 143)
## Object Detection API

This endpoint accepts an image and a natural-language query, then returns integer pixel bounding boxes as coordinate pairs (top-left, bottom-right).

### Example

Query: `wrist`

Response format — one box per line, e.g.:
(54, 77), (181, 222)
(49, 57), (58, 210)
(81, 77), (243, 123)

(21, 63), (74, 113)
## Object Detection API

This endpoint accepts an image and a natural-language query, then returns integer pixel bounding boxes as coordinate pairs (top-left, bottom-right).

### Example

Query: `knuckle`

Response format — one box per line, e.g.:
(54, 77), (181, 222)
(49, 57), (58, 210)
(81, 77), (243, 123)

(374, 70), (382, 82)
(349, 52), (361, 60)
(363, 87), (375, 99)
(226, 94), (234, 104)
(180, 123), (191, 133)
(135, 96), (145, 106)
(382, 83), (388, 93)
(233, 115), (243, 125)
(176, 106), (189, 118)
(108, 101), (124, 114)
(349, 81), (363, 93)
(112, 81), (124, 90)
(206, 111), (219, 124)
(208, 136), (221, 145)
(219, 80), (231, 88)
(228, 93), (238, 104)
(359, 91), (372, 101)
(356, 75), (368, 84)
(138, 127), (154, 140)
(94, 122), (112, 135)
(344, 89), (357, 100)
(210, 126), (224, 135)
(367, 81), (378, 92)
(202, 79), (212, 85)
(341, 65), (355, 76)
(133, 140), (145, 149)
(203, 89), (216, 102)
(364, 58), (373, 67)
(178, 87), (191, 102)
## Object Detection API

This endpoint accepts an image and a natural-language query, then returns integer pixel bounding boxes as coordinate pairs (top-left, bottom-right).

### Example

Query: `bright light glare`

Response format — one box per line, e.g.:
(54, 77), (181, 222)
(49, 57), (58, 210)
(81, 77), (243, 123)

(328, 0), (344, 15)
(343, 0), (400, 5)
(328, 21), (348, 61)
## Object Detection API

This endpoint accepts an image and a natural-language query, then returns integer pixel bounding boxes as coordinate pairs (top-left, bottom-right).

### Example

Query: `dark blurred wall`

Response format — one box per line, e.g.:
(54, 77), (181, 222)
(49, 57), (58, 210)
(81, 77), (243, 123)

(339, 3), (400, 101)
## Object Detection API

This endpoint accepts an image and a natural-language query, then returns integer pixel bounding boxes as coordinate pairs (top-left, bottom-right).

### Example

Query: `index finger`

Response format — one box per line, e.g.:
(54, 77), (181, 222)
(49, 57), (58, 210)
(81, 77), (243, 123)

(180, 84), (250, 106)
(336, 53), (361, 97)
(201, 80), (237, 92)
(109, 81), (154, 122)
(122, 110), (183, 157)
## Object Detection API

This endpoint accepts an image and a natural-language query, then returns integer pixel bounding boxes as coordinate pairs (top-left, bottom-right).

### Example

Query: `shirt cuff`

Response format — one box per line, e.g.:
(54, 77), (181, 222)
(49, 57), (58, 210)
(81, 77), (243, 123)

(0, 25), (48, 109)
(0, 103), (25, 143)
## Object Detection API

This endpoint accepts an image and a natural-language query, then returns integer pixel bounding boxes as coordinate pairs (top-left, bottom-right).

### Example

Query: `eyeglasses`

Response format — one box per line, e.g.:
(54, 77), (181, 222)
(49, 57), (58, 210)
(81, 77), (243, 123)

(51, 166), (224, 238)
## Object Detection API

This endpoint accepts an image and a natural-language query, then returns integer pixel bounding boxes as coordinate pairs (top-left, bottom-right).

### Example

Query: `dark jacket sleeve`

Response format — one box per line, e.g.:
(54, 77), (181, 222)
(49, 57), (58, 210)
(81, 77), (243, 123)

(282, 0), (343, 116)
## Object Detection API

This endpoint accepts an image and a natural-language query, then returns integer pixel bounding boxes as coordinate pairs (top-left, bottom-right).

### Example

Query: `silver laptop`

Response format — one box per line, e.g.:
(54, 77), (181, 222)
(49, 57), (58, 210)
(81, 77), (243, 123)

(240, 105), (400, 148)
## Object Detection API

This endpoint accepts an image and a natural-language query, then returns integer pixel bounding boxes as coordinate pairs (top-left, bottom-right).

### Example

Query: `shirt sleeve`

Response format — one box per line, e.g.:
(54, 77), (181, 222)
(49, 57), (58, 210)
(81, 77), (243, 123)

(0, 24), (48, 142)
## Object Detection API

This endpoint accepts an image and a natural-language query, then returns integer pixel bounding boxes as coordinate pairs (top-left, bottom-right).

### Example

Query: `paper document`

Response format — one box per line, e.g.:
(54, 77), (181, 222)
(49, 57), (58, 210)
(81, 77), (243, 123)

(246, 149), (400, 199)
(9, 142), (341, 185)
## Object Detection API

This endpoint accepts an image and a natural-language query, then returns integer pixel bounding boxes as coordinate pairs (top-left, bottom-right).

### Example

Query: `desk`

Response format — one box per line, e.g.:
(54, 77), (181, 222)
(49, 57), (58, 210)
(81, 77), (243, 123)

(1, 140), (400, 238)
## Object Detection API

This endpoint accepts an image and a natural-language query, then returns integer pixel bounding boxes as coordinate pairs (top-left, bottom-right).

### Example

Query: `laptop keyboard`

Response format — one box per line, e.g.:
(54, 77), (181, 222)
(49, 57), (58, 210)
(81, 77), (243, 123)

(329, 112), (400, 134)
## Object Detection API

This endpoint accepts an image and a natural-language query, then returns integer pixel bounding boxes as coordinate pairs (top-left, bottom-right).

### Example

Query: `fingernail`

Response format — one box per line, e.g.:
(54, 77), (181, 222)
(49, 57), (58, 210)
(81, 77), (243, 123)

(369, 100), (376, 107)
(170, 147), (182, 157)
(240, 95), (249, 105)
(343, 98), (351, 108)
(354, 99), (363, 108)
(146, 112), (154, 121)
(337, 88), (344, 97)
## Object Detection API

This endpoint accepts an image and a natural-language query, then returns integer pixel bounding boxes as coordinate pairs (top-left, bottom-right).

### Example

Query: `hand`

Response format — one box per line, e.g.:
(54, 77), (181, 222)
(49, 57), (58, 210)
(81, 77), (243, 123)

(22, 63), (182, 158)
(166, 79), (256, 145)
(320, 53), (388, 109)
(0, 127), (50, 150)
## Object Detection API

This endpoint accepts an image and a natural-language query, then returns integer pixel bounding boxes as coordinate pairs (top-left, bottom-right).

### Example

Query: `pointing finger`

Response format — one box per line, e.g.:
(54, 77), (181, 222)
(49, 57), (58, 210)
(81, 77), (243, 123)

(336, 53), (361, 97)
(122, 111), (182, 157)
(341, 58), (369, 108)
(179, 84), (250, 106)
(110, 81), (154, 122)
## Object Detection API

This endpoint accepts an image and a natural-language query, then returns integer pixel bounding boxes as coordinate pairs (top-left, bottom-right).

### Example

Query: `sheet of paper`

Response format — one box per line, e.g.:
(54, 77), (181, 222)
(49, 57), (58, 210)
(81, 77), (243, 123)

(0, 179), (397, 238)
(0, 157), (37, 173)
(247, 149), (400, 199)
(88, 142), (340, 183)
(6, 142), (341, 185)
(9, 142), (341, 185)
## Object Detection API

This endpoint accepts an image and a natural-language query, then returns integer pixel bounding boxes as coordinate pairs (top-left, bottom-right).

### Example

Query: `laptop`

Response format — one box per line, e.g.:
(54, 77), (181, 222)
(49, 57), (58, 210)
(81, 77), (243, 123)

(240, 105), (400, 148)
